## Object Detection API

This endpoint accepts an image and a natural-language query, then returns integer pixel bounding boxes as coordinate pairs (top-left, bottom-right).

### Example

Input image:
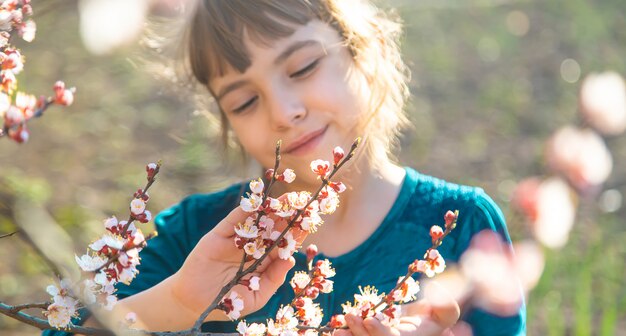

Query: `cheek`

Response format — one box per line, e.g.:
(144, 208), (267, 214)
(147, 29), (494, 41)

(228, 119), (270, 163)
(308, 58), (364, 124)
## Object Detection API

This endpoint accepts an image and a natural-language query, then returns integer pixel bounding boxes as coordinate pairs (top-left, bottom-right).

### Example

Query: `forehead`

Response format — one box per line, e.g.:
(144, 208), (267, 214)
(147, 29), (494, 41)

(209, 20), (341, 88)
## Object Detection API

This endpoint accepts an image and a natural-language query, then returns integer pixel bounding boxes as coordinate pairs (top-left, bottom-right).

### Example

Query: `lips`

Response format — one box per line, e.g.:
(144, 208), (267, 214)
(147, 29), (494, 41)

(283, 126), (328, 155)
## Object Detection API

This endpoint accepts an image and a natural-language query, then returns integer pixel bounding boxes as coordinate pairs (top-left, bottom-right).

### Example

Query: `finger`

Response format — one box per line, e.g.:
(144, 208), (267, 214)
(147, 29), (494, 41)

(333, 329), (354, 336)
(363, 317), (397, 336)
(345, 314), (370, 336)
(254, 256), (296, 303)
(424, 282), (460, 328)
(403, 299), (431, 317)
(212, 206), (252, 237)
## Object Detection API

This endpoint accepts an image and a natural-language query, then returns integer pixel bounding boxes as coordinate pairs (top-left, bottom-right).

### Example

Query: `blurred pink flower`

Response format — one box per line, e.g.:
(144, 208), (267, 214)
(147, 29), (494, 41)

(545, 126), (612, 191)
(513, 177), (576, 248)
(579, 71), (626, 135)
(460, 231), (524, 316)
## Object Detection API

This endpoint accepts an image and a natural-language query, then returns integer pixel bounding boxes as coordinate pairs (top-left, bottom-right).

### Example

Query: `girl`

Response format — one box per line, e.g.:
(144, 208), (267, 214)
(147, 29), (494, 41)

(45, 0), (525, 335)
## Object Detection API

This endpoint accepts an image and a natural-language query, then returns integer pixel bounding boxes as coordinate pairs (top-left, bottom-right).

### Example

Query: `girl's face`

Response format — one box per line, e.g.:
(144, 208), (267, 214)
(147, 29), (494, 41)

(209, 20), (365, 186)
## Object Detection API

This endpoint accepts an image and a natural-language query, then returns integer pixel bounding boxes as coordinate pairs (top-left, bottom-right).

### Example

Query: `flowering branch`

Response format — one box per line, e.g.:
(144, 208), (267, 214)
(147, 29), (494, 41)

(120, 162), (161, 238)
(0, 0), (75, 143)
(191, 139), (360, 333)
(91, 232), (158, 275)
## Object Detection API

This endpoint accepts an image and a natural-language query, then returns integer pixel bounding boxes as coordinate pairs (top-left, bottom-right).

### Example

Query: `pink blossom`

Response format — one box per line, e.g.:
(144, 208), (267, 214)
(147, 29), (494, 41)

(290, 271), (311, 292)
(460, 230), (525, 316)
(240, 193), (263, 212)
(249, 178), (264, 194)
(257, 215), (274, 231)
(267, 305), (298, 335)
(319, 191), (339, 214)
(314, 259), (335, 278)
(579, 71), (626, 135)
(221, 291), (244, 320)
(300, 211), (322, 232)
(237, 321), (267, 336)
(249, 276), (260, 291)
(527, 177), (576, 249)
(44, 303), (75, 329)
(310, 159), (330, 178)
(234, 218), (259, 239)
(546, 126), (612, 190)
(287, 191), (310, 210)
(130, 198), (146, 215)
(377, 304), (402, 327)
(423, 249), (446, 277)
(392, 276), (420, 303)
(282, 168), (296, 183)
(244, 240), (265, 259)
(74, 254), (107, 272)
(277, 231), (297, 260)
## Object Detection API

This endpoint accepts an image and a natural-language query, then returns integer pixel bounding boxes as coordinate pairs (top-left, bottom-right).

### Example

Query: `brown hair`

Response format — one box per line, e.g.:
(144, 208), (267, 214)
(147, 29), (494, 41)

(181, 0), (411, 167)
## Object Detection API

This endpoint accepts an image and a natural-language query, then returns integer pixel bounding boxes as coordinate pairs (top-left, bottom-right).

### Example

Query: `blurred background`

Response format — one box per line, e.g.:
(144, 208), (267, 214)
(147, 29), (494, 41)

(0, 0), (625, 334)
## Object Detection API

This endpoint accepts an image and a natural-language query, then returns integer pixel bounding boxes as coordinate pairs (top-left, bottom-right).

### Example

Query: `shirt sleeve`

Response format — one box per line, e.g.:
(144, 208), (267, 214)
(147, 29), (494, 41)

(458, 190), (527, 336)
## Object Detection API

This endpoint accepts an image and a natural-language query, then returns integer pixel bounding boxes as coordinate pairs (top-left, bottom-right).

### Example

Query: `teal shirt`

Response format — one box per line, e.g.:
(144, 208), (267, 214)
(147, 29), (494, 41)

(43, 167), (526, 335)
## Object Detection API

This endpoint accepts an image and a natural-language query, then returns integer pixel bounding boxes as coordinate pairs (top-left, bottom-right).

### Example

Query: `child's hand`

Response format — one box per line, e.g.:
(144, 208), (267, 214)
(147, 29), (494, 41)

(170, 202), (308, 321)
(334, 283), (460, 336)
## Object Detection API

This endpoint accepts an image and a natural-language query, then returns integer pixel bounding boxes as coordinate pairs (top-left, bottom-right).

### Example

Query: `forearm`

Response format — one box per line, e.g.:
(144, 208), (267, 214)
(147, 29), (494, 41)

(82, 274), (224, 333)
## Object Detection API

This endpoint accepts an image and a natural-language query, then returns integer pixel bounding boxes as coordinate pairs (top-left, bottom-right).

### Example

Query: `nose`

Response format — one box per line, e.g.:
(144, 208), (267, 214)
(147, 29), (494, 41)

(265, 84), (307, 130)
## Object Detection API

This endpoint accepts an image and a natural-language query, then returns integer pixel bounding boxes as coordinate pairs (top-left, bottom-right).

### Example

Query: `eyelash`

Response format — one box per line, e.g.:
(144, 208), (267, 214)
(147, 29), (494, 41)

(290, 58), (320, 79)
(231, 58), (321, 114)
(232, 96), (258, 114)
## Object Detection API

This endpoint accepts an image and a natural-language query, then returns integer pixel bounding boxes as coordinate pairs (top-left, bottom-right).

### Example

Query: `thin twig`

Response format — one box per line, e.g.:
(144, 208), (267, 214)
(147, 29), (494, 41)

(121, 162), (161, 238)
(0, 301), (238, 336)
(0, 230), (19, 238)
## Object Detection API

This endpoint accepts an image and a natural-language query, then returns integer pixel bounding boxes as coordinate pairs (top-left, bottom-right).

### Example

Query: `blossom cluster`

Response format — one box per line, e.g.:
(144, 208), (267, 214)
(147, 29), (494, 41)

(43, 163), (160, 329)
(222, 146), (350, 323)
(0, 0), (74, 143)
(235, 147), (347, 262)
(237, 210), (458, 335)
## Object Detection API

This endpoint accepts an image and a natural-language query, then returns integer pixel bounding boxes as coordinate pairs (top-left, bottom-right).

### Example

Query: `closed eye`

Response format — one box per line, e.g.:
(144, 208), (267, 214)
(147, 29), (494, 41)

(232, 96), (258, 114)
(290, 59), (320, 79)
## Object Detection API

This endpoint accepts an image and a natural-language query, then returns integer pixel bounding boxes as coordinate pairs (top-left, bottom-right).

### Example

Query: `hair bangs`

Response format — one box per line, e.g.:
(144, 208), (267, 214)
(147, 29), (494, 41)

(189, 0), (323, 84)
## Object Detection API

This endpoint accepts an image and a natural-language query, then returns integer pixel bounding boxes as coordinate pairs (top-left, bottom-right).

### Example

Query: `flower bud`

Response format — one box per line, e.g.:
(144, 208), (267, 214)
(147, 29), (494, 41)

(430, 225), (444, 243)
(306, 244), (318, 262)
(444, 210), (457, 228)
(55, 88), (74, 106)
(146, 163), (158, 179)
(282, 168), (296, 183)
(333, 146), (345, 165)
(22, 5), (33, 16)
(265, 168), (275, 180)
(53, 81), (65, 93)
(8, 123), (28, 143)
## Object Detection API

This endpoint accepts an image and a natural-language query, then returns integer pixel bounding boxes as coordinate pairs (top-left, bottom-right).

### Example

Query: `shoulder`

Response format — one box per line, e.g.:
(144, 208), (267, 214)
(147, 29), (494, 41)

(154, 182), (247, 247)
(402, 168), (510, 258)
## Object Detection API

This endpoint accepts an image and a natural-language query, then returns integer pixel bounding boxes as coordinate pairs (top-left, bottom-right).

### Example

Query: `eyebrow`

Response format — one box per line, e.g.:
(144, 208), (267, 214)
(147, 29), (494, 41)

(215, 40), (322, 101)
